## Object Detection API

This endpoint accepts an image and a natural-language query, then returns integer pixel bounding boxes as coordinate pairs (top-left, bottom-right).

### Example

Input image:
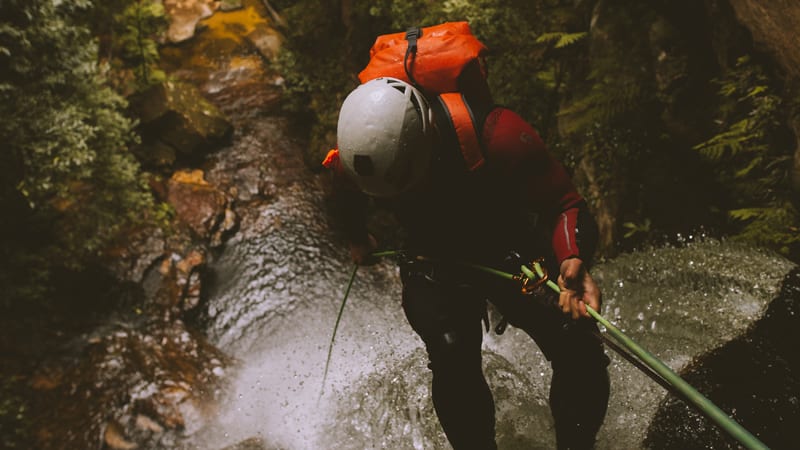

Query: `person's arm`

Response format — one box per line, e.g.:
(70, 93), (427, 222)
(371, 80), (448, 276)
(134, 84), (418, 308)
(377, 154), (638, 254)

(482, 108), (601, 319)
(323, 149), (377, 264)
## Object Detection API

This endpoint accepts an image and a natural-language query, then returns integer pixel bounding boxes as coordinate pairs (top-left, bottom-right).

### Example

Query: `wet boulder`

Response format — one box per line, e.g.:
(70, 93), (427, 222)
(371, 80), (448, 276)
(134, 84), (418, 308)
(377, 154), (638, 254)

(220, 437), (268, 450)
(29, 320), (232, 450)
(793, 118), (800, 208)
(164, 0), (217, 43)
(219, 0), (244, 12)
(129, 81), (233, 169)
(166, 169), (238, 243)
(104, 225), (167, 284)
(728, 0), (800, 80)
(246, 25), (283, 62)
(139, 247), (208, 316)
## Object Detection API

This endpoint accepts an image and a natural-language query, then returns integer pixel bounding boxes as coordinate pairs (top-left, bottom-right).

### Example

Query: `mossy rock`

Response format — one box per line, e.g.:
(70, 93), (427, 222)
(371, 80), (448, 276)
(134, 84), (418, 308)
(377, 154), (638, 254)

(129, 80), (233, 165)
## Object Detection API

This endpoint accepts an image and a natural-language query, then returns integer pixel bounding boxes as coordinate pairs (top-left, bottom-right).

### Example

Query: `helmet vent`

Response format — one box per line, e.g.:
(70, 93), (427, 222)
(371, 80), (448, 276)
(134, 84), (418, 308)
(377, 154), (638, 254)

(409, 92), (423, 118)
(353, 154), (375, 176)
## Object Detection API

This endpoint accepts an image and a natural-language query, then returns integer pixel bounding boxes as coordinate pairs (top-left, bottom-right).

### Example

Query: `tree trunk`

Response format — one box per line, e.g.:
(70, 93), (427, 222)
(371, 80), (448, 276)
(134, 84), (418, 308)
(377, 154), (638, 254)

(577, 156), (620, 257)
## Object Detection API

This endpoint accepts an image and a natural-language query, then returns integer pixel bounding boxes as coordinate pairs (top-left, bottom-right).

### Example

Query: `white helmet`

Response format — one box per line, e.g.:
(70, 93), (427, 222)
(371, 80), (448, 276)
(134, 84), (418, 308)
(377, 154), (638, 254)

(337, 77), (433, 197)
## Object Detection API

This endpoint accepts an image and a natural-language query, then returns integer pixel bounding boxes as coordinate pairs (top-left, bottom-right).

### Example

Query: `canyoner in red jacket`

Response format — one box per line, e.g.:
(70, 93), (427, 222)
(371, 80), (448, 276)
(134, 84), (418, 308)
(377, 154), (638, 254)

(324, 74), (610, 449)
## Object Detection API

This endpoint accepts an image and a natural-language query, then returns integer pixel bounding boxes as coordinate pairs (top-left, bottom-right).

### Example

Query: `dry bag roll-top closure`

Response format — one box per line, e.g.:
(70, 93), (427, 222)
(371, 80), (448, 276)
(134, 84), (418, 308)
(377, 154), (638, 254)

(358, 22), (493, 172)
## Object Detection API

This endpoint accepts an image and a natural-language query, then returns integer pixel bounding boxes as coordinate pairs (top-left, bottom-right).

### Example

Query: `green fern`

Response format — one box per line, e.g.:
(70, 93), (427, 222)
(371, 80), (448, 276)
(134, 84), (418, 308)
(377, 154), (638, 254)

(728, 208), (764, 221)
(622, 218), (651, 238)
(535, 31), (587, 49)
(729, 204), (800, 254)
(558, 70), (646, 133)
(693, 118), (760, 160)
(555, 32), (587, 48)
(696, 55), (797, 255)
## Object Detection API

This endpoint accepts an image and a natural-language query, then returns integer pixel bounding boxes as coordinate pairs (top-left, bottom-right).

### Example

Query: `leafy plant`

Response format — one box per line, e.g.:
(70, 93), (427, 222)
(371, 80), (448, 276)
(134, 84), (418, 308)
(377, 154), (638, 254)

(0, 0), (161, 303)
(113, 0), (168, 91)
(623, 218), (652, 239)
(693, 56), (798, 254)
(535, 31), (587, 49)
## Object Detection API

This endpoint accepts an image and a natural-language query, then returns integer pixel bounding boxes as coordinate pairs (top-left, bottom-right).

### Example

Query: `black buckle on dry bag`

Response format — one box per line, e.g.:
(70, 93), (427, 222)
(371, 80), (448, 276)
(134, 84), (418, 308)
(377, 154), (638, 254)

(404, 27), (422, 87)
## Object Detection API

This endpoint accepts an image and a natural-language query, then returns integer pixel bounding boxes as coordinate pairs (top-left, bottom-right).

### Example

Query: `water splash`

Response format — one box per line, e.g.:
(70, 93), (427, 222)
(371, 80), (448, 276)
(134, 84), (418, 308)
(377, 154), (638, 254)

(195, 211), (794, 450)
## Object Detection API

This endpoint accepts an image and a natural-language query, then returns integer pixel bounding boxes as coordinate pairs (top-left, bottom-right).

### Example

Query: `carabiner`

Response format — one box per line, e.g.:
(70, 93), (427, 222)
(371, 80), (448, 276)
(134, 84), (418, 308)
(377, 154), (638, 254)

(514, 260), (549, 294)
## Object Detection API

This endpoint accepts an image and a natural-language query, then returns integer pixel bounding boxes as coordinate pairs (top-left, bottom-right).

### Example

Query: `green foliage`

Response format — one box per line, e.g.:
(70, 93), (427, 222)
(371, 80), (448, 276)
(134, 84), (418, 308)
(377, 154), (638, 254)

(438, 0), (558, 126)
(558, 71), (648, 134)
(623, 218), (652, 239)
(0, 0), (160, 303)
(693, 58), (781, 170)
(0, 375), (29, 448)
(555, 2), (656, 138)
(113, 0), (168, 91)
(728, 206), (800, 254)
(535, 31), (587, 49)
(694, 56), (798, 254)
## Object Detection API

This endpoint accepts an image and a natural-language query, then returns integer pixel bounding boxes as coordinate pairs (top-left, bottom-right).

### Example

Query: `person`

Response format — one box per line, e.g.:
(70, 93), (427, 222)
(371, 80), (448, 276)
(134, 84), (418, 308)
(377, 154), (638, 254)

(323, 74), (610, 449)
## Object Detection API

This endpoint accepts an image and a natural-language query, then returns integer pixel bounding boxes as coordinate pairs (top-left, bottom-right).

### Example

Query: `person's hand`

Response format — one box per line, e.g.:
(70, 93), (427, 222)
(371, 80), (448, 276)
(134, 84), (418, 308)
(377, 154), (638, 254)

(557, 258), (602, 320)
(349, 233), (378, 265)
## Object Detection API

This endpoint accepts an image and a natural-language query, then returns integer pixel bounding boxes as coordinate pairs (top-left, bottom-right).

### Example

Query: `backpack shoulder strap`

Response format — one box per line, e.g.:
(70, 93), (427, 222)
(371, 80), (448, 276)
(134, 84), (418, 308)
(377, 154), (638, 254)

(432, 92), (494, 171)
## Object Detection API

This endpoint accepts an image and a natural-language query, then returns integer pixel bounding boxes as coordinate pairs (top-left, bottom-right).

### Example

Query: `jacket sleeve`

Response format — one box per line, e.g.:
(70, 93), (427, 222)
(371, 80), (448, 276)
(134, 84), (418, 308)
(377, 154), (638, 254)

(482, 108), (599, 265)
(322, 149), (371, 244)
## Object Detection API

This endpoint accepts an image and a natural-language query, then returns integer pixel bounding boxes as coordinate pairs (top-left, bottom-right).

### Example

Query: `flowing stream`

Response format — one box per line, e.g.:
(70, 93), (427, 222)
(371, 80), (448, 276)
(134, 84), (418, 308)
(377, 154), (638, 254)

(171, 12), (799, 448)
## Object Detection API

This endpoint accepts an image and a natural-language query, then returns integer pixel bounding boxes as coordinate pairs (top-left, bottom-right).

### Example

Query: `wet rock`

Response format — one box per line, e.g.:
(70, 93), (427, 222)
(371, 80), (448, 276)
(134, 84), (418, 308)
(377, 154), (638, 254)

(645, 268), (800, 449)
(159, 1), (284, 116)
(246, 26), (283, 62)
(167, 169), (231, 241)
(132, 139), (177, 171)
(135, 414), (165, 434)
(105, 420), (138, 449)
(220, 436), (267, 450)
(164, 0), (217, 43)
(30, 320), (232, 450)
(176, 248), (206, 311)
(219, 0), (243, 12)
(104, 225), (167, 284)
(790, 117), (800, 209)
(211, 207), (239, 247)
(129, 81), (233, 167)
(728, 0), (800, 79)
(146, 247), (207, 315)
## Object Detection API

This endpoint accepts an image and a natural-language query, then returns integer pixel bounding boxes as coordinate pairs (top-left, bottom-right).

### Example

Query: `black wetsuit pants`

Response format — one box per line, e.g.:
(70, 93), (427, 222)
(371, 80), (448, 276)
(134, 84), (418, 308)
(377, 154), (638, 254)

(400, 259), (610, 450)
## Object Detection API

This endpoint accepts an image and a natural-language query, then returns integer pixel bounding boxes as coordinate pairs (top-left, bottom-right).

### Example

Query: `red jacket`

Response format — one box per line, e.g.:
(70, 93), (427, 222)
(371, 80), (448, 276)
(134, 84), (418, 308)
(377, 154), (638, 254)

(325, 106), (597, 266)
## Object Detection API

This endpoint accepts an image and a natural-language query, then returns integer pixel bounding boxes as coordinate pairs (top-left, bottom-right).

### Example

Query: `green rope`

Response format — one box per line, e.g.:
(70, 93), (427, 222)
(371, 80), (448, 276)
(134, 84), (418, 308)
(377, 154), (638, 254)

(457, 260), (518, 281)
(319, 263), (359, 400)
(526, 261), (769, 450)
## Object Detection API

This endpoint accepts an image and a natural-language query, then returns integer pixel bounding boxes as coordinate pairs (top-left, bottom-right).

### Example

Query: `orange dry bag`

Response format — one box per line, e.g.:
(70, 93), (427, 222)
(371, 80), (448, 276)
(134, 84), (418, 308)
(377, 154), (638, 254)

(359, 22), (489, 95)
(358, 22), (494, 171)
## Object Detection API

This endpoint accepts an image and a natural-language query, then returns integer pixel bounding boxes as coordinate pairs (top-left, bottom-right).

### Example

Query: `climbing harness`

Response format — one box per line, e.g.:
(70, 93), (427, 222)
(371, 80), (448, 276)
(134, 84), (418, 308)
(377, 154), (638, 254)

(321, 251), (771, 450)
